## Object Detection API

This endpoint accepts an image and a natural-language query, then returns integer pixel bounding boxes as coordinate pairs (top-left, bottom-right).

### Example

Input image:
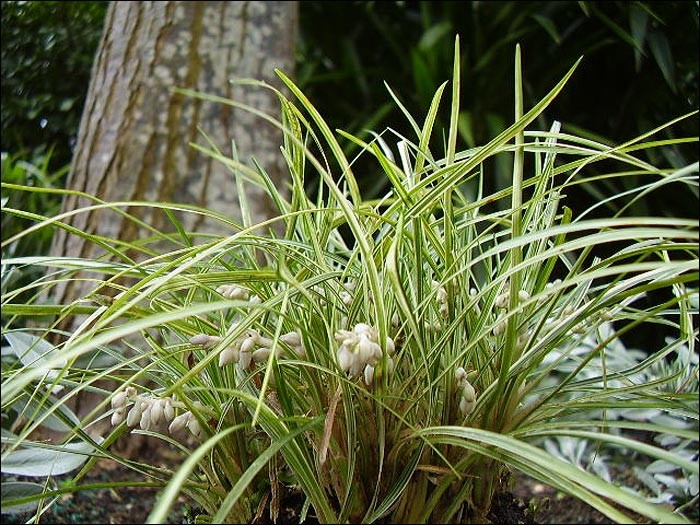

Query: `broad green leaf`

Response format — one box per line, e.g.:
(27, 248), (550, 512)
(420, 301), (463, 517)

(629, 3), (649, 71)
(1, 481), (46, 514)
(648, 30), (676, 93)
(1, 442), (95, 477)
(8, 395), (80, 433)
(5, 332), (65, 370)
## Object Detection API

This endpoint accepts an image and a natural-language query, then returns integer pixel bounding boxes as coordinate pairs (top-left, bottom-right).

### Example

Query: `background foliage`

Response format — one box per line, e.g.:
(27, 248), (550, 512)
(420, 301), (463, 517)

(2, 1), (698, 203)
(0, 1), (108, 170)
(298, 1), (698, 214)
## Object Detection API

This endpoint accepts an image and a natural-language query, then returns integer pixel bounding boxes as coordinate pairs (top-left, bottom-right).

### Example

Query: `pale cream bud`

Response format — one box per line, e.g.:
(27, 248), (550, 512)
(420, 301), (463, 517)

(169, 412), (190, 435)
(219, 346), (239, 367)
(240, 335), (258, 355)
(385, 337), (395, 355)
(364, 364), (375, 386)
(139, 406), (152, 430)
(280, 331), (301, 347)
(126, 400), (146, 427)
(186, 417), (202, 437)
(111, 407), (126, 426)
(252, 347), (271, 363)
(337, 345), (354, 373)
(111, 391), (129, 409)
(150, 398), (164, 425)
(163, 398), (175, 422)
(495, 293), (510, 309)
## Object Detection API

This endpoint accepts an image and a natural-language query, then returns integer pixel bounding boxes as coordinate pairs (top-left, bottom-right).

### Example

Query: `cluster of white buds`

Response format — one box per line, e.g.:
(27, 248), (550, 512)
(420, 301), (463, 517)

(339, 281), (356, 306)
(279, 331), (306, 359)
(190, 328), (273, 368)
(312, 281), (356, 307)
(216, 284), (250, 300)
(110, 387), (176, 432)
(455, 367), (477, 417)
(168, 408), (203, 438)
(335, 323), (395, 385)
(492, 280), (532, 338)
(494, 280), (531, 310)
(190, 328), (307, 368)
(216, 284), (263, 305)
(432, 280), (449, 319)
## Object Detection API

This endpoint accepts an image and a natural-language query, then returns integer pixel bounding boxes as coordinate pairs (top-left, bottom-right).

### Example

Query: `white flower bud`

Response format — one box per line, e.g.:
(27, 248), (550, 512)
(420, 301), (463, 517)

(385, 337), (395, 355)
(440, 303), (449, 319)
(240, 335), (258, 355)
(364, 364), (375, 386)
(455, 366), (467, 385)
(337, 345), (354, 373)
(436, 286), (448, 304)
(150, 398), (164, 425)
(340, 290), (353, 305)
(217, 284), (249, 300)
(163, 398), (175, 422)
(518, 290), (530, 302)
(111, 407), (126, 426)
(111, 391), (129, 409)
(219, 345), (239, 367)
(249, 295), (262, 305)
(126, 401), (145, 427)
(186, 417), (202, 437)
(459, 396), (476, 416)
(492, 320), (506, 336)
(125, 386), (138, 398)
(189, 334), (211, 345)
(357, 334), (375, 362)
(495, 293), (510, 309)
(353, 323), (372, 336)
(239, 347), (252, 369)
(139, 406), (152, 430)
(169, 412), (190, 435)
(280, 331), (301, 347)
(252, 347), (271, 363)
(190, 334), (222, 349)
(257, 335), (274, 348)
(349, 356), (365, 377)
(334, 329), (354, 343)
(462, 381), (476, 403)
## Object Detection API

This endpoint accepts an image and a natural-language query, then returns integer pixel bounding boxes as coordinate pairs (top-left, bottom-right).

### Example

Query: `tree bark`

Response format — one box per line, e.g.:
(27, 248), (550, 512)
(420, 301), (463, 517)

(49, 0), (297, 307)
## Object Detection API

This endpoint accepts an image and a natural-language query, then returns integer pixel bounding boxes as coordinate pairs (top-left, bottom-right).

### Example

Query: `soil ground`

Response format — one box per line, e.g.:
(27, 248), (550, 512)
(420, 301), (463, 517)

(2, 439), (696, 524)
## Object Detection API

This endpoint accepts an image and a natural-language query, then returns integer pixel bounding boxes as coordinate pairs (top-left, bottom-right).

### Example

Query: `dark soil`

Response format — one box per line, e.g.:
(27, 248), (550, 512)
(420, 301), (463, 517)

(0, 461), (633, 525)
(2, 441), (695, 524)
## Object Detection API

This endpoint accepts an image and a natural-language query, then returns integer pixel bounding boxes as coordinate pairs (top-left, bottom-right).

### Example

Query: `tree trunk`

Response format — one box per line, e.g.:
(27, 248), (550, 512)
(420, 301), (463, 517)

(49, 0), (297, 308)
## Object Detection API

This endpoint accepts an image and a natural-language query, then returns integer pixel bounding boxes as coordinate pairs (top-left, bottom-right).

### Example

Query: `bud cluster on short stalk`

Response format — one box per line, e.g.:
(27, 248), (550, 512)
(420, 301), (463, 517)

(312, 280), (356, 307)
(432, 280), (449, 319)
(492, 280), (531, 345)
(216, 284), (250, 300)
(335, 323), (395, 386)
(110, 387), (177, 432)
(190, 328), (306, 368)
(455, 367), (477, 416)
(110, 387), (207, 439)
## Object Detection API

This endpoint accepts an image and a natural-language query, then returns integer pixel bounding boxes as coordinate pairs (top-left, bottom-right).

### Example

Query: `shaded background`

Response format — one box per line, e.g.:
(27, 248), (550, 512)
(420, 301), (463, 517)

(3, 1), (697, 187)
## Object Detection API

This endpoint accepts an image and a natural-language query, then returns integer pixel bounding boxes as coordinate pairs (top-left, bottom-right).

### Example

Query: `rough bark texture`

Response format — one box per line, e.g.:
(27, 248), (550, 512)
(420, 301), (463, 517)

(49, 0), (297, 307)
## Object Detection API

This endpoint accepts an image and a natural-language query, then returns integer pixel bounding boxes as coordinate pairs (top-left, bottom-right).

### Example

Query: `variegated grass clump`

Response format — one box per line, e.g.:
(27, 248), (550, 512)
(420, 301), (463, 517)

(2, 40), (698, 524)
